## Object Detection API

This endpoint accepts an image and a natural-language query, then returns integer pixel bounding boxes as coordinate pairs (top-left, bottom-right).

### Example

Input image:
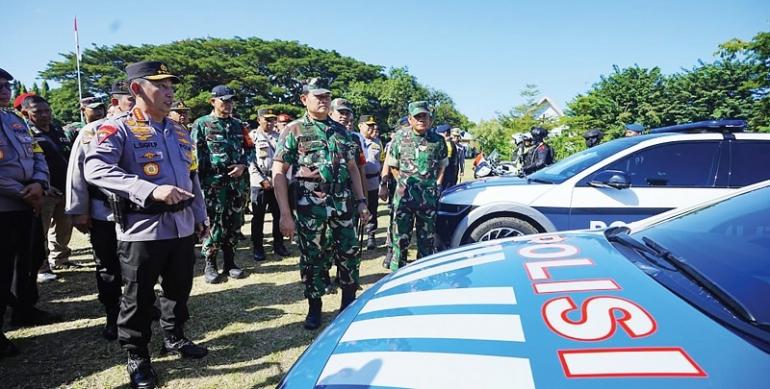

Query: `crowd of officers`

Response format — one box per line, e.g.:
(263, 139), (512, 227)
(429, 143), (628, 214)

(0, 61), (470, 388)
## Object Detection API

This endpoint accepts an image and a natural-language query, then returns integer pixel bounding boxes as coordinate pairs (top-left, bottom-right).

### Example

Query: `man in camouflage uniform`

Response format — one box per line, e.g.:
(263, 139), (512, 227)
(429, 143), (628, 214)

(272, 78), (370, 330)
(385, 101), (448, 271)
(191, 85), (250, 284)
(168, 100), (191, 130)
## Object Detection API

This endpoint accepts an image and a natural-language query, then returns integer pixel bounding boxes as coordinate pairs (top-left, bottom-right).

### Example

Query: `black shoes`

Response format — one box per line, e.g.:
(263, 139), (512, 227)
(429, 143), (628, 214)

(11, 308), (63, 327)
(203, 259), (223, 284)
(252, 247), (266, 262)
(102, 307), (119, 341)
(274, 243), (290, 257)
(223, 250), (246, 279)
(304, 298), (322, 330)
(366, 237), (377, 250)
(127, 352), (158, 389)
(0, 333), (19, 359)
(161, 335), (209, 359)
(340, 286), (357, 311)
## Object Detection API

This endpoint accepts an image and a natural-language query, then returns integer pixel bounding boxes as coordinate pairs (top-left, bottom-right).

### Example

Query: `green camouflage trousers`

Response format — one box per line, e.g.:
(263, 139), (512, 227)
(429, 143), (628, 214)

(389, 183), (438, 271)
(295, 186), (360, 299)
(202, 177), (247, 258)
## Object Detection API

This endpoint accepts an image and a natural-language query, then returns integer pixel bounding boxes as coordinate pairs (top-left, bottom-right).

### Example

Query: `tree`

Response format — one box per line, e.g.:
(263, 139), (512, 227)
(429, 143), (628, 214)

(41, 80), (50, 99)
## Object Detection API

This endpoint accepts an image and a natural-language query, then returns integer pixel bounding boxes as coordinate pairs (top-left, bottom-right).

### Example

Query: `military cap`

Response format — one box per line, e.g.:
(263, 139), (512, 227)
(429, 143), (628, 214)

(109, 80), (130, 95)
(277, 113), (292, 122)
(211, 85), (235, 100)
(359, 114), (377, 125)
(450, 127), (462, 136)
(408, 101), (431, 117)
(125, 61), (180, 83)
(0, 68), (13, 81)
(301, 77), (331, 95)
(170, 100), (190, 111)
(625, 123), (644, 134)
(257, 108), (277, 118)
(331, 98), (353, 113)
(435, 124), (451, 134)
(80, 96), (105, 109)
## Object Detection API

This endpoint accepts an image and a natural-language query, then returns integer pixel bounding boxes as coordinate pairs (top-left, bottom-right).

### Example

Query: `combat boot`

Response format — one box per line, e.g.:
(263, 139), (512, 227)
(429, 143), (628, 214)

(102, 305), (119, 341)
(274, 240), (290, 257)
(366, 236), (377, 250)
(252, 245), (266, 262)
(222, 248), (245, 279)
(304, 298), (322, 330)
(161, 333), (208, 359)
(340, 285), (357, 311)
(127, 351), (157, 389)
(203, 258), (223, 284)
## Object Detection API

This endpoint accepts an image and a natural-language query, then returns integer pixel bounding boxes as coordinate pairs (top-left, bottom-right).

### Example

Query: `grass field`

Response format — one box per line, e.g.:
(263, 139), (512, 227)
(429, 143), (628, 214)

(1, 163), (474, 388)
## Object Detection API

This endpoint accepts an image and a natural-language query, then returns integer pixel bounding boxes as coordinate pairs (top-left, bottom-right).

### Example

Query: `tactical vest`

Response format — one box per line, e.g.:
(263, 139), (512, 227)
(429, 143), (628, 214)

(295, 118), (349, 186)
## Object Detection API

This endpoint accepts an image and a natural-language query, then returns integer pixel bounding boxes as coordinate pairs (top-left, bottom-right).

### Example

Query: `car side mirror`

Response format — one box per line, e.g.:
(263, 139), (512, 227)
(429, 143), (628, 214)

(589, 170), (630, 190)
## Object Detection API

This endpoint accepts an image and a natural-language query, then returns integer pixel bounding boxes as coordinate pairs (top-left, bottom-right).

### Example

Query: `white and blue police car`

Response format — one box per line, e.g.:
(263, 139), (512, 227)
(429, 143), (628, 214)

(436, 119), (770, 248)
(280, 178), (770, 388)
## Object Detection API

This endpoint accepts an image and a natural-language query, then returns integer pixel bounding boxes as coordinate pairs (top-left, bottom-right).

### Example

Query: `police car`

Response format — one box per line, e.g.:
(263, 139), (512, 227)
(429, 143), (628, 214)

(437, 119), (770, 248)
(279, 179), (770, 388)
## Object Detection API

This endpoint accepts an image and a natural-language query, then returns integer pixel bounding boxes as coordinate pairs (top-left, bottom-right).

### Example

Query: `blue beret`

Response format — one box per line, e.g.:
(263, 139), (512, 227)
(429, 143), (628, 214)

(625, 123), (644, 133)
(435, 124), (451, 134)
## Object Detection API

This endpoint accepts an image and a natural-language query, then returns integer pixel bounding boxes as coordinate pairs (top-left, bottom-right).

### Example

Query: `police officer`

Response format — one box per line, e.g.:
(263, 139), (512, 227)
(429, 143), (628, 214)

(385, 101), (448, 271)
(436, 124), (458, 191)
(521, 127), (554, 174)
(583, 128), (604, 148)
(66, 79), (135, 341)
(84, 61), (209, 388)
(272, 78), (370, 330)
(191, 85), (249, 284)
(21, 95), (74, 281)
(0, 67), (50, 358)
(249, 108), (289, 260)
(358, 115), (382, 250)
(624, 123), (644, 137)
(168, 100), (190, 129)
(450, 128), (466, 181)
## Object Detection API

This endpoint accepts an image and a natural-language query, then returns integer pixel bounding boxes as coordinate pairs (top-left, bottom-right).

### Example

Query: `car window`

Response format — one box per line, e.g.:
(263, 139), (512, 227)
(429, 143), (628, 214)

(729, 141), (770, 187)
(603, 141), (721, 187)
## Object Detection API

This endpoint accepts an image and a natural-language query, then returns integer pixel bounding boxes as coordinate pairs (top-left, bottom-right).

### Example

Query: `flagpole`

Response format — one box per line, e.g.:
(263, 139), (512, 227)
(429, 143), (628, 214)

(74, 16), (84, 123)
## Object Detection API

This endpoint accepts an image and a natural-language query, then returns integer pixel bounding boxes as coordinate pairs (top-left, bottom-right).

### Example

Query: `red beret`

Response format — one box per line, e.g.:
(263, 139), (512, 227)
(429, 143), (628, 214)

(13, 92), (36, 111)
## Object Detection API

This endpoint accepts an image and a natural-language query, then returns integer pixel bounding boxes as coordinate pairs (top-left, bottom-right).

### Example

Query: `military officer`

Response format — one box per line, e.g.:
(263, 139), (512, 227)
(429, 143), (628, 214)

(65, 79), (135, 341)
(385, 101), (448, 271)
(168, 100), (190, 129)
(191, 85), (249, 284)
(272, 78), (370, 330)
(0, 67), (50, 358)
(249, 108), (289, 261)
(84, 61), (209, 389)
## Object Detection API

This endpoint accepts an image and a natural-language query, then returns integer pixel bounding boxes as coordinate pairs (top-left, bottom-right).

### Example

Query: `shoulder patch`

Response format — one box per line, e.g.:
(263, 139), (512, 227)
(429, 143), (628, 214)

(97, 125), (118, 145)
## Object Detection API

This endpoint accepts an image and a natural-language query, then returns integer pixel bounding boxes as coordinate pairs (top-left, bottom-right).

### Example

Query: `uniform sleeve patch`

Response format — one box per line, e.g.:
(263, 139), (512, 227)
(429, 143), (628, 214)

(97, 125), (118, 145)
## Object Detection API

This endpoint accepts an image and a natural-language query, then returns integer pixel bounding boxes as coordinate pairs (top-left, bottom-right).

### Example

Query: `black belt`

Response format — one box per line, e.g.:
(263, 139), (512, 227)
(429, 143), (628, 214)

(127, 198), (193, 214)
(87, 185), (109, 202)
(366, 173), (380, 179)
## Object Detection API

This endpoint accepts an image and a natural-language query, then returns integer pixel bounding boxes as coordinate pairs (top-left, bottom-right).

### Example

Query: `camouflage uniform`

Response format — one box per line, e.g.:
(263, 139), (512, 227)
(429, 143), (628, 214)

(274, 115), (360, 299)
(386, 127), (448, 270)
(191, 114), (249, 261)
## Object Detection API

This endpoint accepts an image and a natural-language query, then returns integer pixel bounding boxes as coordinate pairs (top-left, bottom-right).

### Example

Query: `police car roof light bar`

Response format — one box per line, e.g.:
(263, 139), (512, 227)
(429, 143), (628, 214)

(650, 119), (747, 134)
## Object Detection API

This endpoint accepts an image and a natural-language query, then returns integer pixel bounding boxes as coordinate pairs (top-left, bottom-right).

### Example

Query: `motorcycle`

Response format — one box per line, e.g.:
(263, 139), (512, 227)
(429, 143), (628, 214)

(473, 150), (518, 178)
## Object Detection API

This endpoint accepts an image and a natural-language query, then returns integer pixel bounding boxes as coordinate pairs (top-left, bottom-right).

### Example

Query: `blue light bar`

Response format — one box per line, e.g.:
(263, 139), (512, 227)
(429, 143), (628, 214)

(650, 119), (747, 134)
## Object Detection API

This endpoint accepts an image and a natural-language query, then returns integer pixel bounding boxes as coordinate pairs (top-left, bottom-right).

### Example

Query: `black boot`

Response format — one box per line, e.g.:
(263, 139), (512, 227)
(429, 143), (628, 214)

(252, 246), (266, 262)
(222, 248), (245, 279)
(274, 241), (290, 257)
(203, 258), (223, 284)
(0, 332), (19, 359)
(102, 306), (119, 341)
(127, 351), (157, 389)
(161, 333), (208, 359)
(340, 285), (357, 311)
(304, 298), (322, 330)
(10, 307), (63, 327)
(366, 236), (377, 250)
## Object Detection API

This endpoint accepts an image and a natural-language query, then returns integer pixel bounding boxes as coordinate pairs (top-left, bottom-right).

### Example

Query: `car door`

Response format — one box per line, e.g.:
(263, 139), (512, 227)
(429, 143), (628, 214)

(727, 139), (770, 187)
(568, 140), (731, 230)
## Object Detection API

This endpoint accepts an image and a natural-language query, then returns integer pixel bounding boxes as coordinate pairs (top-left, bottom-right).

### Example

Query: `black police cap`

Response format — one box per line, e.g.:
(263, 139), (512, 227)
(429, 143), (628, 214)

(0, 68), (13, 81)
(109, 80), (130, 95)
(125, 61), (180, 83)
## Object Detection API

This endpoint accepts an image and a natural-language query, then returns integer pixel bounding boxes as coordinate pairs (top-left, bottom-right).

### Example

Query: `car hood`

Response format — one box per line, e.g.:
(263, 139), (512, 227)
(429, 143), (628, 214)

(440, 176), (554, 206)
(281, 232), (770, 388)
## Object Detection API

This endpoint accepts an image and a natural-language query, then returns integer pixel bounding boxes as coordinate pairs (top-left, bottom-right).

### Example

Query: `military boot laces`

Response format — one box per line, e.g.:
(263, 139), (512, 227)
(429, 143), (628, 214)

(203, 259), (223, 284)
(304, 298), (323, 330)
(161, 335), (208, 359)
(127, 353), (157, 389)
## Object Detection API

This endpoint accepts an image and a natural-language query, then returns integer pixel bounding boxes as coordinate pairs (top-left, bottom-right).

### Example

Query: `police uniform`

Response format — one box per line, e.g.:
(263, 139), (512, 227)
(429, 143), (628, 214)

(248, 108), (288, 260)
(83, 62), (208, 386)
(385, 101), (448, 271)
(359, 115), (382, 249)
(0, 66), (50, 355)
(274, 108), (361, 307)
(191, 85), (250, 282)
(522, 127), (554, 174)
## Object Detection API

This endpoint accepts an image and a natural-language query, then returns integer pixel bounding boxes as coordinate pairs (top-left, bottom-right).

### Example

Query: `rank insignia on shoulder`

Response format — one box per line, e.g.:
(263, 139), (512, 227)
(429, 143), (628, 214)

(97, 125), (118, 145)
(143, 162), (160, 176)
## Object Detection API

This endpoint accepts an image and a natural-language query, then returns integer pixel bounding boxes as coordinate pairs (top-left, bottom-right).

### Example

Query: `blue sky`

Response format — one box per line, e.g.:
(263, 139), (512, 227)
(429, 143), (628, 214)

(2, 0), (768, 122)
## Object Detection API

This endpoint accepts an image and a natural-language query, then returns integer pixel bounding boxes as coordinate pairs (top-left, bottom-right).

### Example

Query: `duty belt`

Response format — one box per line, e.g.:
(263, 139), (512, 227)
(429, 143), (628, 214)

(365, 173), (379, 179)
(87, 185), (109, 202)
(127, 198), (193, 214)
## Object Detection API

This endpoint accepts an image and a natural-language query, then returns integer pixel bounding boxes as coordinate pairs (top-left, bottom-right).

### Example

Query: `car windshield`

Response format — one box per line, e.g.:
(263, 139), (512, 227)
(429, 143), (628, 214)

(632, 184), (770, 325)
(528, 137), (646, 183)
